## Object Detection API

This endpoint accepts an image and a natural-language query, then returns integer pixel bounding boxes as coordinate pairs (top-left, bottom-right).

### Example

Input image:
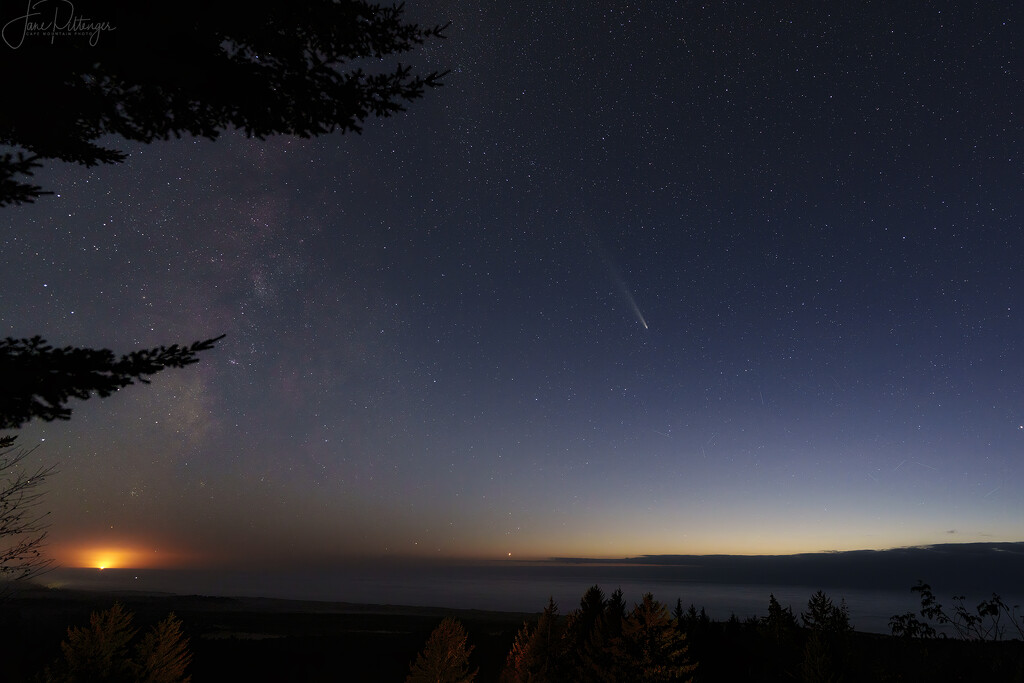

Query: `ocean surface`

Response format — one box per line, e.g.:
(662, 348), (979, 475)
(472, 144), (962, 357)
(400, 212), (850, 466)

(36, 562), (1020, 635)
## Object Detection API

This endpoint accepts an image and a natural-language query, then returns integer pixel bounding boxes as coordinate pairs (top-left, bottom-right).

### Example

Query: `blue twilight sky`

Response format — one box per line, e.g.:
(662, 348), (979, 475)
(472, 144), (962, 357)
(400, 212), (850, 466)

(1, 0), (1021, 570)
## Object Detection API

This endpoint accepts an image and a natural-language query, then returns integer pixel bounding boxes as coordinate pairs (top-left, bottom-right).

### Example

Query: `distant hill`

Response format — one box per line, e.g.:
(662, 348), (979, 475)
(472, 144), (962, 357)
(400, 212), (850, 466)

(550, 542), (1024, 592)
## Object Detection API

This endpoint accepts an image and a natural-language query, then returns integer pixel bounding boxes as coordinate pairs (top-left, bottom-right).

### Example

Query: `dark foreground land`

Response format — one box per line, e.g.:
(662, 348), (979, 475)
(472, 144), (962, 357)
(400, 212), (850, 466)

(2, 585), (1023, 682)
(1, 586), (529, 682)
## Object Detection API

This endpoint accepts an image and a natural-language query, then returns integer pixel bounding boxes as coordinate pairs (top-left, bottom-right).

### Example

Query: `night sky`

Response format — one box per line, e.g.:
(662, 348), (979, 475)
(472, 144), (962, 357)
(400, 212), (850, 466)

(2, 1), (1021, 573)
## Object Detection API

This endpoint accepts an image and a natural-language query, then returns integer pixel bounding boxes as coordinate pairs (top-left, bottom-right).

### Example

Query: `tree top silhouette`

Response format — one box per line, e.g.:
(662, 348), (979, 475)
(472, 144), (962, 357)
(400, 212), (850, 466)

(0, 335), (224, 433)
(0, 0), (448, 205)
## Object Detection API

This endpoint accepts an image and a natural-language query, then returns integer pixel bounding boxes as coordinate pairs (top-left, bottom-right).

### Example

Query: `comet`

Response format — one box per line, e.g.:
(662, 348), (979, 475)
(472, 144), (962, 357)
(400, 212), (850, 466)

(626, 299), (651, 331)
(586, 232), (650, 331)
(612, 267), (649, 330)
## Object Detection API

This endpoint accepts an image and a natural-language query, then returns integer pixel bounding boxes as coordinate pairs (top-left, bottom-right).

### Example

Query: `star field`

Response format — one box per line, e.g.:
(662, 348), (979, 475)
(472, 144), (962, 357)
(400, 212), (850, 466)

(1, 1), (1020, 570)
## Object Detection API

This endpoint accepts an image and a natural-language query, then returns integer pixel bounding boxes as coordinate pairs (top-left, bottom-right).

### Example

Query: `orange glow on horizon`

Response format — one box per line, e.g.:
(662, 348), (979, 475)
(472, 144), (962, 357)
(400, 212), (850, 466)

(83, 548), (141, 570)
(54, 543), (190, 570)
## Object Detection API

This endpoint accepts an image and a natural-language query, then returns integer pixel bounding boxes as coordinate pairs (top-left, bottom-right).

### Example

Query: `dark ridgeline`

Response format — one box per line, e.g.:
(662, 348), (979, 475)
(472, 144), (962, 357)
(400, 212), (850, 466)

(551, 543), (1024, 594)
(3, 583), (1023, 681)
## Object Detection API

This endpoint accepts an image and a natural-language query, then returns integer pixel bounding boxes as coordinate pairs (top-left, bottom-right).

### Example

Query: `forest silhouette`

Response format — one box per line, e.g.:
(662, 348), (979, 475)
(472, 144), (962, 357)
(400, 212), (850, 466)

(10, 582), (1021, 681)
